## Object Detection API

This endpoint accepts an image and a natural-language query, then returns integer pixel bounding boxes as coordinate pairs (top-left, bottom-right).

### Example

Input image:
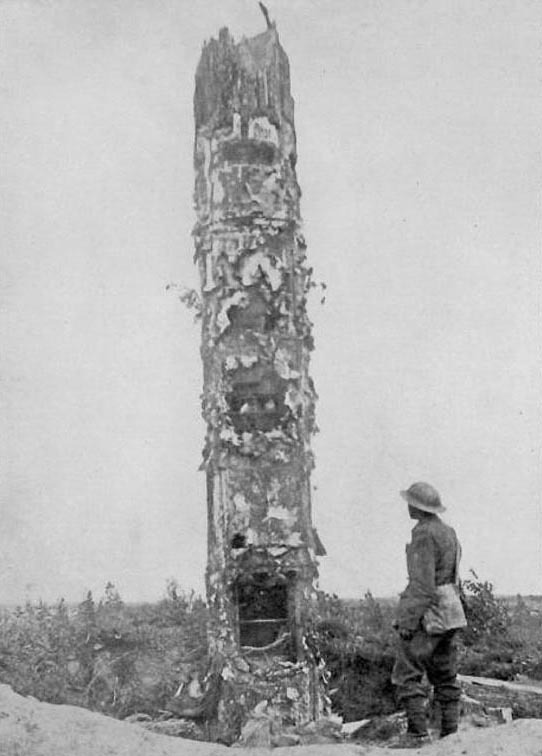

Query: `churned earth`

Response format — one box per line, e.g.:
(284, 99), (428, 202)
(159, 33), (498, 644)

(1, 683), (542, 756)
(0, 685), (542, 756)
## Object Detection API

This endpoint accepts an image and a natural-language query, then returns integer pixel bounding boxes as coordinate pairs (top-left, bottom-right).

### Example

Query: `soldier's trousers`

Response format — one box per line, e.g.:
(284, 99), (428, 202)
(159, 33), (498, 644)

(392, 628), (461, 706)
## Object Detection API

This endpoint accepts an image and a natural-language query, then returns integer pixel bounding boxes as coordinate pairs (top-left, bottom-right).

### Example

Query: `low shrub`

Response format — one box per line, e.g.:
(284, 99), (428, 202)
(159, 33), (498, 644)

(457, 571), (524, 680)
(1, 574), (541, 723)
(311, 574), (542, 720)
(0, 582), (208, 718)
(307, 591), (397, 721)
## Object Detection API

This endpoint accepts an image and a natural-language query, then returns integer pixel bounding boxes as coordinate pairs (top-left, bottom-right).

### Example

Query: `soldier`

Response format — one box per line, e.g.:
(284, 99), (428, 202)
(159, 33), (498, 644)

(391, 482), (466, 748)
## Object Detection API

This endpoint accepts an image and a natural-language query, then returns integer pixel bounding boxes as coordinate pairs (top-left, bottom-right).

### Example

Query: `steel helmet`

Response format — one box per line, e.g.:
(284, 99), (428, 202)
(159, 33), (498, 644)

(400, 481), (446, 513)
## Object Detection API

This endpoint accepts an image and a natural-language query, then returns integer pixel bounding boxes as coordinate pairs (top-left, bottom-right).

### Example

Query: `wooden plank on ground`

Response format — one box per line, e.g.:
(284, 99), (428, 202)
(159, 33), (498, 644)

(458, 674), (542, 718)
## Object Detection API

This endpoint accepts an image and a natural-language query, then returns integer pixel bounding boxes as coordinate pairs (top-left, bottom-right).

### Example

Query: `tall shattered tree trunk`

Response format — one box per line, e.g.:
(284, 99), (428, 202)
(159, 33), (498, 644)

(193, 21), (325, 742)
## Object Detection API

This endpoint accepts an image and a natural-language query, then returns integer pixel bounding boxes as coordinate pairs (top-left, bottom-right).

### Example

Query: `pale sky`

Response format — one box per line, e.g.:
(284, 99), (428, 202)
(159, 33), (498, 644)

(1, 0), (541, 604)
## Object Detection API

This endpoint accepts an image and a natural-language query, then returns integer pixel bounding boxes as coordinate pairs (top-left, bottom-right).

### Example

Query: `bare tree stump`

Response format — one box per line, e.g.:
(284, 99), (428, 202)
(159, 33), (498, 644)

(192, 15), (326, 743)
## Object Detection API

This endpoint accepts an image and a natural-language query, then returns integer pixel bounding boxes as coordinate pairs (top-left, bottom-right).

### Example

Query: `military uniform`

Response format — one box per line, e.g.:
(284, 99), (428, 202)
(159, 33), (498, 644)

(392, 502), (463, 741)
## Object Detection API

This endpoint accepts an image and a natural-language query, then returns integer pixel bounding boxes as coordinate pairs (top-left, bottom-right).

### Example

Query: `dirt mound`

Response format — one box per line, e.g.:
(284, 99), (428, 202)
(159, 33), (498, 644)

(0, 684), (225, 756)
(1, 683), (542, 756)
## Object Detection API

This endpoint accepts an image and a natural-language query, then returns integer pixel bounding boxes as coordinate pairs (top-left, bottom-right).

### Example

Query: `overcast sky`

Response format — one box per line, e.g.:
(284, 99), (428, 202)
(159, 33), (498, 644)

(1, 0), (541, 604)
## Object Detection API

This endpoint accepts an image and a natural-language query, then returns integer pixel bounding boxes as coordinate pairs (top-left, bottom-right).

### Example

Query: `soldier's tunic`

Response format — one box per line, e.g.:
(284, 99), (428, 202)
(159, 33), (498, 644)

(392, 515), (462, 706)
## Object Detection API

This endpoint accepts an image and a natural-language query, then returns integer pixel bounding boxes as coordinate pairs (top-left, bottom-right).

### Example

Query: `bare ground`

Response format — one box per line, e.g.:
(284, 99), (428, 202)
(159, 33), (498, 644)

(1, 683), (542, 756)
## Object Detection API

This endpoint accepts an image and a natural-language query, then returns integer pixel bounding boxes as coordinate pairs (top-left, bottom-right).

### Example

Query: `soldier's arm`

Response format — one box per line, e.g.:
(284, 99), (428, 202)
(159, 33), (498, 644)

(395, 531), (437, 631)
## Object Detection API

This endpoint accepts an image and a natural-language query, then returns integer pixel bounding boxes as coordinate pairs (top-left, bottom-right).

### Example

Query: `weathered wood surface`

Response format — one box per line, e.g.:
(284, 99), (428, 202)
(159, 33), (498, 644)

(459, 674), (542, 718)
(193, 14), (324, 742)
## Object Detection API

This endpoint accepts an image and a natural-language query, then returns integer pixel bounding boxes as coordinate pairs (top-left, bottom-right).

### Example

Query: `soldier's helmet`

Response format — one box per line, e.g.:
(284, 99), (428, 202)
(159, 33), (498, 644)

(400, 481), (446, 513)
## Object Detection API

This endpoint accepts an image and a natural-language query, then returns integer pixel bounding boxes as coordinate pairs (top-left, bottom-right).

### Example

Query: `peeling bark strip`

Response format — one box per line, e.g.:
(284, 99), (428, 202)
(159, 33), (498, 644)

(193, 20), (326, 742)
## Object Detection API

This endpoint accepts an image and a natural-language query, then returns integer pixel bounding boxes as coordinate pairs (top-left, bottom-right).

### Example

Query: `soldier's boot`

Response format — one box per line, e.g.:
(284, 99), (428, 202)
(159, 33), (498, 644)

(405, 695), (429, 738)
(440, 699), (459, 738)
(390, 695), (431, 748)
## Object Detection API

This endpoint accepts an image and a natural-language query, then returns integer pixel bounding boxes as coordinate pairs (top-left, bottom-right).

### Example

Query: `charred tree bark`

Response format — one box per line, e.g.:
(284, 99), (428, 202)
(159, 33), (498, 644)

(193, 21), (326, 743)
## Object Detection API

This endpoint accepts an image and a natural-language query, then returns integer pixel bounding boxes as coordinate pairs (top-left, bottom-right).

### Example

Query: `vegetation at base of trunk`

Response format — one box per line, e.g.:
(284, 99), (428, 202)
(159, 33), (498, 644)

(306, 590), (397, 721)
(0, 581), (208, 719)
(0, 572), (540, 724)
(308, 573), (542, 721)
